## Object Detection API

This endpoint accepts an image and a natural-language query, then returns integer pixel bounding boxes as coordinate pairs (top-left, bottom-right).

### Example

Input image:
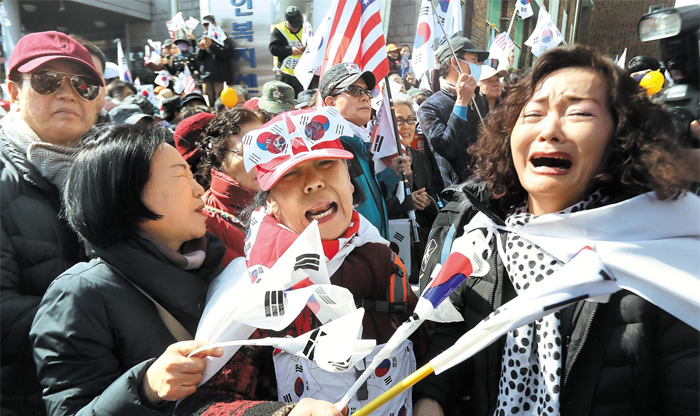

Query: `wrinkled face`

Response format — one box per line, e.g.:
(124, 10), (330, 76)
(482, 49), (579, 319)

(479, 76), (502, 101)
(222, 121), (262, 191)
(394, 104), (415, 147)
(9, 60), (101, 146)
(140, 144), (208, 250)
(510, 67), (614, 215)
(268, 159), (354, 240)
(388, 50), (400, 59)
(325, 78), (372, 127)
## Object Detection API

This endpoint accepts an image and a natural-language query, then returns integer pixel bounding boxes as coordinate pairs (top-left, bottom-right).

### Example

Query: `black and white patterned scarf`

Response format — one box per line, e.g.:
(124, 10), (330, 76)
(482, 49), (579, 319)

(495, 191), (606, 416)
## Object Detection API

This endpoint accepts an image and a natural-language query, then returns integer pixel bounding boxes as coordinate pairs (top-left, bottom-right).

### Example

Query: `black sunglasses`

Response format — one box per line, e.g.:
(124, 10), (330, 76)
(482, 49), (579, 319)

(331, 84), (373, 99)
(22, 70), (101, 101)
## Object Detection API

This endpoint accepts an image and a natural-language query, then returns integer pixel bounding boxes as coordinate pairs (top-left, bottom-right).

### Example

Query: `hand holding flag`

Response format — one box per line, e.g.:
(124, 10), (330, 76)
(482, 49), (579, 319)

(334, 228), (492, 411)
(351, 249), (620, 416)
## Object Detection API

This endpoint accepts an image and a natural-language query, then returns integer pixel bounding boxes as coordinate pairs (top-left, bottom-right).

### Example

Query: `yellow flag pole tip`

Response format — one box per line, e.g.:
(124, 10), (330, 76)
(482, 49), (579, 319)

(352, 364), (434, 416)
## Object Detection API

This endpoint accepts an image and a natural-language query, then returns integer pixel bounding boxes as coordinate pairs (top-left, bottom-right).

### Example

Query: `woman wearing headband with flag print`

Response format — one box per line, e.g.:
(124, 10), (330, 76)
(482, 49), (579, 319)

(177, 108), (426, 416)
(414, 45), (699, 416)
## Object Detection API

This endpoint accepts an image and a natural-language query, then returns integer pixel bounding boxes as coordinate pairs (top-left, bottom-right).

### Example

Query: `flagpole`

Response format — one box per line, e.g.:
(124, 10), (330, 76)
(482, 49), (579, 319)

(384, 76), (420, 243)
(428, 0), (484, 123)
(499, 7), (518, 66)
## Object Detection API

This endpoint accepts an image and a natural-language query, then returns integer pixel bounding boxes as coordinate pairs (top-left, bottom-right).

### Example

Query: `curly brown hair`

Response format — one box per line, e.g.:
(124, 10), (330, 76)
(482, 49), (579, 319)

(470, 44), (689, 213)
(195, 108), (264, 188)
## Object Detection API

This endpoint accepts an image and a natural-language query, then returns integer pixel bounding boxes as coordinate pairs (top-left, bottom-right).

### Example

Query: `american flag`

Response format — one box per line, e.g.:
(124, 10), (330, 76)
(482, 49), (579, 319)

(492, 32), (515, 53)
(297, 0), (389, 90)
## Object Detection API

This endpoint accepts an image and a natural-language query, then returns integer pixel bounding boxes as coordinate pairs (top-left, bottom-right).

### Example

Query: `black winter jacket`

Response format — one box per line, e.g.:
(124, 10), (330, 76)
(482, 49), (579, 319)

(30, 235), (224, 416)
(197, 37), (233, 83)
(417, 89), (489, 183)
(414, 182), (699, 416)
(0, 133), (83, 416)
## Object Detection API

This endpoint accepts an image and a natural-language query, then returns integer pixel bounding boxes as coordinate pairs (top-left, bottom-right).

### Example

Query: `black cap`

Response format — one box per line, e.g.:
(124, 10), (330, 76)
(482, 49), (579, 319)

(319, 63), (376, 99)
(109, 104), (147, 124)
(162, 96), (181, 113)
(436, 36), (490, 64)
(180, 92), (208, 109)
(285, 6), (303, 28)
(121, 94), (156, 116)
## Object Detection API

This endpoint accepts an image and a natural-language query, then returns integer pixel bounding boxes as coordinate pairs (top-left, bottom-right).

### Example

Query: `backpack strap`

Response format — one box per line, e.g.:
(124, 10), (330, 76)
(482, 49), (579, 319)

(355, 251), (409, 315)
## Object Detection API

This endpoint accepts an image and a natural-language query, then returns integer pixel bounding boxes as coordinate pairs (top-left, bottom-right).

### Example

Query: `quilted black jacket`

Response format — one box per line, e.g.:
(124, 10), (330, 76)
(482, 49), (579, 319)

(0, 133), (83, 415)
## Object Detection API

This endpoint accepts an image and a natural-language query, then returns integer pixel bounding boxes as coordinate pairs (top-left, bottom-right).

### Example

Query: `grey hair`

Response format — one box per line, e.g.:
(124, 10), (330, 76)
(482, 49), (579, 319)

(392, 93), (416, 116)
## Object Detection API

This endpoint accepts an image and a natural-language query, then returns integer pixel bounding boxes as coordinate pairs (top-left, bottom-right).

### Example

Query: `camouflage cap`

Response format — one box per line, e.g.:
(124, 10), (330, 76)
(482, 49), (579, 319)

(258, 81), (295, 115)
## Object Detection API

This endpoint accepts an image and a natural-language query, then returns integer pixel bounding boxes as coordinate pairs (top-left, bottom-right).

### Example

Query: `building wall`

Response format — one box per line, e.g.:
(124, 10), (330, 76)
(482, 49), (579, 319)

(576, 0), (675, 59)
(385, 0), (421, 47)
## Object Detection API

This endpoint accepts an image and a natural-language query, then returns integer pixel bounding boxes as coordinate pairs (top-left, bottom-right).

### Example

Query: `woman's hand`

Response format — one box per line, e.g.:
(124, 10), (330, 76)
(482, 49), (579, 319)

(413, 397), (445, 416)
(141, 340), (223, 405)
(412, 188), (431, 211)
(391, 155), (412, 178)
(288, 398), (347, 416)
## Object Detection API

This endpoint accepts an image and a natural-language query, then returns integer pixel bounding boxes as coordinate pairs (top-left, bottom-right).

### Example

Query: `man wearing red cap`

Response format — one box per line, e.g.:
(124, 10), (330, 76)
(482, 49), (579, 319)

(1, 30), (104, 415)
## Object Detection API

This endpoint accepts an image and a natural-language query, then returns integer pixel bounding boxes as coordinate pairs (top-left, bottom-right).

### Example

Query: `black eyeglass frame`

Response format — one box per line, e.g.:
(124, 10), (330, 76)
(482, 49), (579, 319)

(395, 117), (417, 126)
(330, 84), (373, 99)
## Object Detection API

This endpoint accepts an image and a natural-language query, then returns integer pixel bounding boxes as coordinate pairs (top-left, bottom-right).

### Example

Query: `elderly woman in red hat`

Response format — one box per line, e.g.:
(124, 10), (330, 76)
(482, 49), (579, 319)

(177, 109), (424, 416)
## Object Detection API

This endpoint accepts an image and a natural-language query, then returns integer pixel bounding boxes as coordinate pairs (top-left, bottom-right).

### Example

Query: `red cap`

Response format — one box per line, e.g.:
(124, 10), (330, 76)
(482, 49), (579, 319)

(8, 31), (105, 86)
(173, 112), (216, 164)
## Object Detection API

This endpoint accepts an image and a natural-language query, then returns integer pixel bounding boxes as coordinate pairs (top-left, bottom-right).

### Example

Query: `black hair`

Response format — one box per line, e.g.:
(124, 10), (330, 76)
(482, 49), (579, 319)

(62, 124), (168, 248)
(69, 34), (106, 74)
(106, 79), (137, 99)
(626, 55), (661, 75)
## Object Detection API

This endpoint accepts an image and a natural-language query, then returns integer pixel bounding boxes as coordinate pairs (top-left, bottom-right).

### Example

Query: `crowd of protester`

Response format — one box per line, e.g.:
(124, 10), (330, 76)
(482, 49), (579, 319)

(1, 12), (698, 416)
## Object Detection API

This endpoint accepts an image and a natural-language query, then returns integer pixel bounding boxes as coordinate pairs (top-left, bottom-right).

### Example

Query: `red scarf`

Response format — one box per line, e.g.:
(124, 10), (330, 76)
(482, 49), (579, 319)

(246, 210), (361, 269)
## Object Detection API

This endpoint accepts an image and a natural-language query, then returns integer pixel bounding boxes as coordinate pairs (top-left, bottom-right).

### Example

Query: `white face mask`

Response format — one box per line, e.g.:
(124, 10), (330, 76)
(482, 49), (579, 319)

(453, 57), (482, 81)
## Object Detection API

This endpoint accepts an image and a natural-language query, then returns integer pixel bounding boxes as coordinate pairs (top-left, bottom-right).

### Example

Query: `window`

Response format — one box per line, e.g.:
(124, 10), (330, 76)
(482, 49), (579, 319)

(649, 4), (664, 13)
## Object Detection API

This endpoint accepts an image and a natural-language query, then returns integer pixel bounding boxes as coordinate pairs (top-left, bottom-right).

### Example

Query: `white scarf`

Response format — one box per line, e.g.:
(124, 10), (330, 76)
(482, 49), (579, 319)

(465, 192), (700, 331)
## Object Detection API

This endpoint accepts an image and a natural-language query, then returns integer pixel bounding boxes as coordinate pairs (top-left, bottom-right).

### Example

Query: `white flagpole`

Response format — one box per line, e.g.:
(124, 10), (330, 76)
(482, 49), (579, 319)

(499, 7), (519, 66)
(428, 0), (484, 123)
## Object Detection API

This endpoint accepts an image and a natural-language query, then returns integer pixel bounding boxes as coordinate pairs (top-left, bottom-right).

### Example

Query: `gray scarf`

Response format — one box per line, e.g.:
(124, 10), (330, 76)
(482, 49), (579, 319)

(2, 111), (80, 189)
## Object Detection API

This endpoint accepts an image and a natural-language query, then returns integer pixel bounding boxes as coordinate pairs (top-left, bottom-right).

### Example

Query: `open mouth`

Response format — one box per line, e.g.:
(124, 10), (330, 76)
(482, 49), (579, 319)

(305, 201), (337, 222)
(530, 156), (573, 170)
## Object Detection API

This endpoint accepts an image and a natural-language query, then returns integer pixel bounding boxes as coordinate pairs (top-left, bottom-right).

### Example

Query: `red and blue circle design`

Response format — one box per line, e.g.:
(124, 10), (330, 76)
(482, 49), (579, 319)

(305, 115), (330, 141)
(257, 132), (286, 154)
(294, 377), (305, 396)
(375, 359), (391, 377)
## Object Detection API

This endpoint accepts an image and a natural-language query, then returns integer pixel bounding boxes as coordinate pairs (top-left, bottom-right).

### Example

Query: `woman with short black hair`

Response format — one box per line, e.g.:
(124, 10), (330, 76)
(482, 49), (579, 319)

(30, 124), (226, 416)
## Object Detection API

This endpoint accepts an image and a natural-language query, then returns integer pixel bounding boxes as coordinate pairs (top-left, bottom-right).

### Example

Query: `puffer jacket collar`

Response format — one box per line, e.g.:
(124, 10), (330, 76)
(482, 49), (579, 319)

(1, 129), (54, 192)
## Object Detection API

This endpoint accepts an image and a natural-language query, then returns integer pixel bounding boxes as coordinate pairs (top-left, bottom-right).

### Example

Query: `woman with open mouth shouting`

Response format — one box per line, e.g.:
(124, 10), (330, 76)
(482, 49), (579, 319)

(178, 109), (423, 416)
(414, 44), (699, 416)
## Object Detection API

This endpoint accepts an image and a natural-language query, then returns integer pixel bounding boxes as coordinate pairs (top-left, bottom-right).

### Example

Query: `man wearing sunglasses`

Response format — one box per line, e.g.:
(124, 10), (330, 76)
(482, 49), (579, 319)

(417, 36), (490, 190)
(319, 62), (411, 240)
(1, 30), (104, 415)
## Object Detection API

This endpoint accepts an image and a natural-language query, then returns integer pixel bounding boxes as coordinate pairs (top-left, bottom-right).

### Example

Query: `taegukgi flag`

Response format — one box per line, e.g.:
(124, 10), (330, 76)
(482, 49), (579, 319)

(524, 8), (563, 57)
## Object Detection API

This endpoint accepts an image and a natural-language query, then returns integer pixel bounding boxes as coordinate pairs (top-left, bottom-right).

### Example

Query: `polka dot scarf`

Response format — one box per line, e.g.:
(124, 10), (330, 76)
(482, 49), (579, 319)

(495, 191), (605, 416)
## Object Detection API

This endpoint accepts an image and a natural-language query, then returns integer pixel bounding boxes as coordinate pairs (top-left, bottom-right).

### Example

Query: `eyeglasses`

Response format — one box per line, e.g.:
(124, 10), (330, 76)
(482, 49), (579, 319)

(227, 148), (243, 157)
(396, 117), (417, 126)
(21, 70), (101, 101)
(331, 85), (373, 99)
